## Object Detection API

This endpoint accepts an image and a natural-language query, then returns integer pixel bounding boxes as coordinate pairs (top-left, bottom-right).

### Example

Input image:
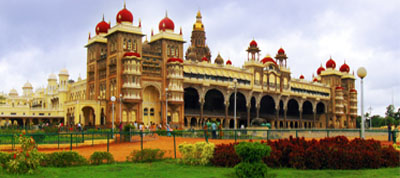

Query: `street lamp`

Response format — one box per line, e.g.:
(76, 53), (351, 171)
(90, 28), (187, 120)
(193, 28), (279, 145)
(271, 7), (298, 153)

(165, 88), (168, 125)
(110, 96), (116, 137)
(357, 67), (367, 139)
(119, 94), (122, 125)
(233, 79), (237, 129)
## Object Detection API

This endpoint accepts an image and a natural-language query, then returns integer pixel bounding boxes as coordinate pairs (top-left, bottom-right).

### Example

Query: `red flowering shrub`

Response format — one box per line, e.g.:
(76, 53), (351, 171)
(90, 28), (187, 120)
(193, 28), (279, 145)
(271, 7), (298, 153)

(210, 143), (240, 167)
(263, 136), (400, 169)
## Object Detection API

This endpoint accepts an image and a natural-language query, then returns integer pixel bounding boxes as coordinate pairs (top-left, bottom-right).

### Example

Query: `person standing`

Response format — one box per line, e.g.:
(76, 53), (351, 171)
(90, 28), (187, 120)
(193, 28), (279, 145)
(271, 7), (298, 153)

(211, 122), (217, 139)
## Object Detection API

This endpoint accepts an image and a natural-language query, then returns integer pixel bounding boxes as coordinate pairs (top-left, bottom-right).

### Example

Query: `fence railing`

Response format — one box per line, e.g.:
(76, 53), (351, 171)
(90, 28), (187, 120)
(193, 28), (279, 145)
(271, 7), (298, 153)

(0, 129), (397, 159)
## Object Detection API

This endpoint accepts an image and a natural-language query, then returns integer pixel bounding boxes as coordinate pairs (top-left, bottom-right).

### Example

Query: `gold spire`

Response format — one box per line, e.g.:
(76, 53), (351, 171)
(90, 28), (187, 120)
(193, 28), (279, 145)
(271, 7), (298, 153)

(196, 10), (202, 18)
(124, 0), (126, 9)
(194, 10), (204, 31)
(102, 14), (105, 21)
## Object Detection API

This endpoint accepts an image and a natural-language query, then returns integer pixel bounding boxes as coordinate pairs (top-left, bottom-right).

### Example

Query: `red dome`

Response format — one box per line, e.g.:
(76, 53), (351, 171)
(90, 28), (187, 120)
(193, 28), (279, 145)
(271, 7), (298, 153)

(201, 56), (208, 62)
(326, 57), (336, 69)
(339, 62), (350, 73)
(95, 20), (110, 35)
(226, 60), (232, 65)
(350, 88), (357, 93)
(299, 75), (304, 79)
(335, 86), (344, 90)
(313, 78), (318, 82)
(167, 57), (183, 63)
(123, 52), (141, 57)
(278, 48), (285, 54)
(159, 16), (175, 31)
(317, 65), (325, 75)
(250, 40), (257, 47)
(116, 5), (133, 24)
(261, 56), (277, 66)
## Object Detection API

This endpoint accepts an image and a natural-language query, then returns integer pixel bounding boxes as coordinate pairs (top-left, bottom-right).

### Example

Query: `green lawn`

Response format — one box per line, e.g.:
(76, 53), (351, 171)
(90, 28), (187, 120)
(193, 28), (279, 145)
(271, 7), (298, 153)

(0, 160), (399, 178)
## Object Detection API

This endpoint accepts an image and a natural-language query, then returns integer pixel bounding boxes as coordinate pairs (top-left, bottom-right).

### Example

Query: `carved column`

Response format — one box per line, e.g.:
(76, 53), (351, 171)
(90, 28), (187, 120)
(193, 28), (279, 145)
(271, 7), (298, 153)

(247, 105), (251, 127)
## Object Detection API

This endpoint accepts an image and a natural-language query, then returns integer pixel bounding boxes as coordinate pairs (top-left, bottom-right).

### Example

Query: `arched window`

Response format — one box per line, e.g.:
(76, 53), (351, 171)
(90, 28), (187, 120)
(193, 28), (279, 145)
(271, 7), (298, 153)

(150, 108), (154, 116)
(144, 108), (148, 116)
(128, 39), (132, 50)
(123, 39), (127, 49)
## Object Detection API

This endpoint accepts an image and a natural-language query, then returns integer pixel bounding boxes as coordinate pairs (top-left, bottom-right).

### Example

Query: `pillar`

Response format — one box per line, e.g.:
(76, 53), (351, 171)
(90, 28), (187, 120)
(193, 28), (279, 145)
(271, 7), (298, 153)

(299, 109), (303, 129)
(247, 106), (250, 127)
(284, 108), (287, 128)
(224, 101), (229, 126)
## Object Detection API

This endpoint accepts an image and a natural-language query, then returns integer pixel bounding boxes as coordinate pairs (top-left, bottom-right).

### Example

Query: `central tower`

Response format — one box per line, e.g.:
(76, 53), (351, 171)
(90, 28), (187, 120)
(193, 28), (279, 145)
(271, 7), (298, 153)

(185, 11), (211, 62)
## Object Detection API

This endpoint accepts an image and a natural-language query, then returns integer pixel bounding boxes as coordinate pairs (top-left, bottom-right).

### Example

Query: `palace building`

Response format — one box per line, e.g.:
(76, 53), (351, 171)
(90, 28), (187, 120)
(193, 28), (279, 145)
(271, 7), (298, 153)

(0, 3), (358, 129)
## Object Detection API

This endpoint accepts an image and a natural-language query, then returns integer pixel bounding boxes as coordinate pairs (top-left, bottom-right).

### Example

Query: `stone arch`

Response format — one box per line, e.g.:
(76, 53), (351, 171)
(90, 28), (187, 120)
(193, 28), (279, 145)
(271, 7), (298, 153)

(228, 91), (247, 117)
(287, 99), (300, 118)
(81, 106), (95, 126)
(142, 82), (162, 99)
(184, 87), (200, 112)
(259, 95), (276, 117)
(204, 89), (225, 116)
(190, 117), (197, 127)
(302, 100), (313, 120)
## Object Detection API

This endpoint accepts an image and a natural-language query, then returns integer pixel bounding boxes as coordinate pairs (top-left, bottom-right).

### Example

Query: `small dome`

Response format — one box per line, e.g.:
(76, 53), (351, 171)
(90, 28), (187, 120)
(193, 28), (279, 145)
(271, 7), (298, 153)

(95, 17), (110, 35)
(249, 40), (257, 47)
(59, 68), (69, 76)
(48, 73), (57, 80)
(23, 81), (33, 89)
(226, 60), (232, 65)
(313, 78), (318, 82)
(116, 3), (133, 24)
(299, 75), (304, 79)
(9, 88), (18, 96)
(201, 56), (208, 62)
(167, 58), (183, 63)
(123, 52), (141, 57)
(278, 48), (285, 54)
(350, 88), (357, 93)
(159, 13), (175, 31)
(214, 53), (224, 64)
(261, 55), (278, 66)
(326, 57), (336, 69)
(339, 62), (350, 73)
(317, 65), (325, 75)
(335, 86), (344, 90)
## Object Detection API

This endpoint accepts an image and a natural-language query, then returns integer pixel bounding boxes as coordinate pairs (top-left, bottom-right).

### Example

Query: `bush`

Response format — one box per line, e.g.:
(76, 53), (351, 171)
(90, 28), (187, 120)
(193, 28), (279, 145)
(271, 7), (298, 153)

(234, 142), (271, 178)
(178, 142), (215, 166)
(89, 152), (115, 165)
(0, 152), (12, 168)
(42, 151), (87, 167)
(126, 149), (164, 162)
(210, 143), (240, 167)
(263, 136), (400, 169)
(5, 133), (43, 174)
(235, 162), (268, 178)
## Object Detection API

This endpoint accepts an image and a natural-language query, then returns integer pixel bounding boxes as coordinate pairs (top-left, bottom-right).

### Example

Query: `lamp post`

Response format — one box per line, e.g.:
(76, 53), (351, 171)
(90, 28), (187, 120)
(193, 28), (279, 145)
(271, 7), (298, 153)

(110, 96), (116, 137)
(165, 88), (168, 125)
(357, 67), (367, 139)
(119, 94), (122, 124)
(233, 79), (237, 129)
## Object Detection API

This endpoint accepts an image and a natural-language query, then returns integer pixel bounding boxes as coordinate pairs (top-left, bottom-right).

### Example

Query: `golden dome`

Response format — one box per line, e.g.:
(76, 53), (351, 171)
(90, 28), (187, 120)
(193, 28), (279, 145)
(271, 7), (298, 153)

(193, 10), (204, 31)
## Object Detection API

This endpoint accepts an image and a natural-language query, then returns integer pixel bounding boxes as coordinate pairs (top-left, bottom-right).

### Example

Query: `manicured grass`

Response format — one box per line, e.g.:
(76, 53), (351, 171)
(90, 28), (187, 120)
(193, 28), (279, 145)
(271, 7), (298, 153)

(0, 160), (399, 178)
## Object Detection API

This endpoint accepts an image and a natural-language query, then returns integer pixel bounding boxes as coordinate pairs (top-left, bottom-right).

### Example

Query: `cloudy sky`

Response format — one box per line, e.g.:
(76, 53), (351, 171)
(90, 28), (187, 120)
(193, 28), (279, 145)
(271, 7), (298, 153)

(0, 0), (399, 116)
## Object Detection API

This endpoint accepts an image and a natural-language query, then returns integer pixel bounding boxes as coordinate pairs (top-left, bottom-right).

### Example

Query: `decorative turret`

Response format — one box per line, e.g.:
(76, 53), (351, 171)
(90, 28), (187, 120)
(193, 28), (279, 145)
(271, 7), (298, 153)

(185, 11), (211, 62)
(122, 51), (142, 100)
(214, 53), (224, 64)
(246, 39), (260, 61)
(167, 57), (184, 101)
(275, 47), (288, 67)
(349, 88), (357, 116)
(58, 68), (69, 92)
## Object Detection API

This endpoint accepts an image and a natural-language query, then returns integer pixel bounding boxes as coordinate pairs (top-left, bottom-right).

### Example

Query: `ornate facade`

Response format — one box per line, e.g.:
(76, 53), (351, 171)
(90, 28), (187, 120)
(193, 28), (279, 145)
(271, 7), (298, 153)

(0, 3), (358, 129)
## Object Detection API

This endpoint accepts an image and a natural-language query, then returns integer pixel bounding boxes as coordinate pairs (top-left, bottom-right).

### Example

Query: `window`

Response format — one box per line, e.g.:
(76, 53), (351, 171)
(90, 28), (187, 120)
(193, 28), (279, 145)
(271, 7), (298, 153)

(123, 39), (127, 49)
(144, 108), (148, 116)
(128, 39), (132, 50)
(150, 108), (154, 116)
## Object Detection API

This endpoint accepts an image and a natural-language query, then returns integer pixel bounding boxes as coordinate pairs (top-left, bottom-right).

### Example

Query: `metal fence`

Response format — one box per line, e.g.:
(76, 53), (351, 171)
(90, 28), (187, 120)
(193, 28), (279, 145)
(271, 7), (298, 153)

(0, 129), (398, 159)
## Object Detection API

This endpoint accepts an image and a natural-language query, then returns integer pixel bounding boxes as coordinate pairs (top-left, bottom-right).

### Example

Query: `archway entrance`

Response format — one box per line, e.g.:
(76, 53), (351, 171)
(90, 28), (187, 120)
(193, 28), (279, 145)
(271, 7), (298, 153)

(143, 86), (160, 126)
(82, 106), (95, 126)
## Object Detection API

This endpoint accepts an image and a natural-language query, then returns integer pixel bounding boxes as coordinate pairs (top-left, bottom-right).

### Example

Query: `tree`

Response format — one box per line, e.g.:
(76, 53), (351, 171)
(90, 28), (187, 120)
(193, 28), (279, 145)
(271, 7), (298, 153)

(385, 105), (395, 118)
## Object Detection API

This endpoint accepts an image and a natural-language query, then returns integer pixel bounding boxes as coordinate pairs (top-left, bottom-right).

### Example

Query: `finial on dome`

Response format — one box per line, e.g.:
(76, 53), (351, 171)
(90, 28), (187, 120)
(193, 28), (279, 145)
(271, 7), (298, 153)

(102, 14), (105, 21)
(123, 0), (126, 9)
(180, 26), (182, 35)
(139, 18), (141, 27)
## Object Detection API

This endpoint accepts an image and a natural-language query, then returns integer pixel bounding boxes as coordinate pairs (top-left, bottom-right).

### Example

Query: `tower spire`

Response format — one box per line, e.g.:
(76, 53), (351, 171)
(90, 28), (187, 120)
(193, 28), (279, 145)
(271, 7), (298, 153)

(102, 13), (105, 21)
(165, 10), (168, 17)
(124, 0), (126, 9)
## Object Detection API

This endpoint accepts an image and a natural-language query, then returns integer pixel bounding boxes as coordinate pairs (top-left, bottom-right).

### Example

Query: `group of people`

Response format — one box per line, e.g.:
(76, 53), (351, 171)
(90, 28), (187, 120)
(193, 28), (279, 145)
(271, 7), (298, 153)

(203, 121), (224, 139)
